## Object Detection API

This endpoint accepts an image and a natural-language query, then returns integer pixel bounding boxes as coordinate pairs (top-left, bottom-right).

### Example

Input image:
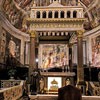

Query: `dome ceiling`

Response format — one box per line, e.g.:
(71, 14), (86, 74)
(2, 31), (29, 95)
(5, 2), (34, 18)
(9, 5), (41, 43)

(1, 0), (100, 33)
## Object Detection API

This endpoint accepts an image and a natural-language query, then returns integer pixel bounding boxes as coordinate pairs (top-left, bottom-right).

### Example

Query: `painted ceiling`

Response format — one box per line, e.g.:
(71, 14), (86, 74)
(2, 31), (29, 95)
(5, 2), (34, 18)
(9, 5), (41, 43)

(1, 0), (100, 33)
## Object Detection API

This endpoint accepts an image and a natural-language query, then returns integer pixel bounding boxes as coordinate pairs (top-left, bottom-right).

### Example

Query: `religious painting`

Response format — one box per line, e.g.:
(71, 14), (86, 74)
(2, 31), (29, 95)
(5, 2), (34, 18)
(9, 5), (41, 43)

(6, 32), (21, 61)
(89, 4), (100, 27)
(39, 44), (68, 69)
(3, 0), (12, 11)
(48, 77), (62, 92)
(92, 35), (100, 67)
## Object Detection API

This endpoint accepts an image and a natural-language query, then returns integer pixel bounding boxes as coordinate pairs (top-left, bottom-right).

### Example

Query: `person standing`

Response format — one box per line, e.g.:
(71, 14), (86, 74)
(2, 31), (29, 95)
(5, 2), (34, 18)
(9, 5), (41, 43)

(57, 85), (82, 100)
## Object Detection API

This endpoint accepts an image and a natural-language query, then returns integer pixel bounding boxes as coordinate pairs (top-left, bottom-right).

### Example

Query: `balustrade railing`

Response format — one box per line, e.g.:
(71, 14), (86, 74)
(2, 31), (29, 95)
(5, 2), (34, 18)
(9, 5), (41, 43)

(0, 80), (24, 100)
(88, 82), (100, 96)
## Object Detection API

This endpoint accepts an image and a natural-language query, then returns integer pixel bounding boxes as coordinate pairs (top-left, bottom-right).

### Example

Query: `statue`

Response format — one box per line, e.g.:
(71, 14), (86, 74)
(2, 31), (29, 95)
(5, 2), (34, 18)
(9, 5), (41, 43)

(65, 78), (71, 85)
(39, 78), (44, 93)
(30, 68), (41, 94)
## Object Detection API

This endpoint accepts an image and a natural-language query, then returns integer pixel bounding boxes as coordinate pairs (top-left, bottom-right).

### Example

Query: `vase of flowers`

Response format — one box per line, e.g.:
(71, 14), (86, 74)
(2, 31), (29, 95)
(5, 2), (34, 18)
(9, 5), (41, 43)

(8, 69), (16, 79)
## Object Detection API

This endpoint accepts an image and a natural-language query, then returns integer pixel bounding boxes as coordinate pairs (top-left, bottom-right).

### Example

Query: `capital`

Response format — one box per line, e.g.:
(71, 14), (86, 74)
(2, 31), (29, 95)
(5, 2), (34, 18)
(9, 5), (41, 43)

(29, 30), (36, 38)
(77, 30), (84, 38)
(68, 43), (73, 47)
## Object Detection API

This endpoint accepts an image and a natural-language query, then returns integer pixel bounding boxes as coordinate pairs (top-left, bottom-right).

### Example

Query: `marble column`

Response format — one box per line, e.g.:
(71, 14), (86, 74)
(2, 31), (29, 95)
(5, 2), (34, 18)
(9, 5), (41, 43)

(71, 11), (73, 18)
(58, 11), (61, 18)
(29, 31), (36, 83)
(59, 0), (61, 3)
(78, 0), (81, 6)
(76, 30), (86, 94)
(40, 11), (42, 18)
(50, 0), (52, 3)
(40, 0), (42, 6)
(52, 11), (54, 18)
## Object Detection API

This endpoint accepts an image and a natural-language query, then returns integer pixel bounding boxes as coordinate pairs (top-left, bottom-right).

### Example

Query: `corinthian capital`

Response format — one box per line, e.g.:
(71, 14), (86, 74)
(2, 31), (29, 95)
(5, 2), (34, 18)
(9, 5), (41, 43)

(29, 30), (36, 38)
(77, 30), (84, 38)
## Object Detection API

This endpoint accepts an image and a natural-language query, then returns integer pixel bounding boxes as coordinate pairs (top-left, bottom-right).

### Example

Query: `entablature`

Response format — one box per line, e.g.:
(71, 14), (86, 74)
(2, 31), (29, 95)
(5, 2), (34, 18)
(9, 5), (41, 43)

(27, 18), (86, 31)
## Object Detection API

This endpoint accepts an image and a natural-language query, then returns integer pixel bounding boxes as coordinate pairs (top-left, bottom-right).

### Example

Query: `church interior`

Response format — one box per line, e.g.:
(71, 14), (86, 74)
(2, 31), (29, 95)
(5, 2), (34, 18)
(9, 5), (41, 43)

(0, 0), (100, 100)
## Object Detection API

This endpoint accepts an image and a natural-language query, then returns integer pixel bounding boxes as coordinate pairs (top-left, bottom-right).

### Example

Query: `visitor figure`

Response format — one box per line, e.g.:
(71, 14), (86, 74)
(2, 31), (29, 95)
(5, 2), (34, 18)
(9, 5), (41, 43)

(30, 69), (41, 94)
(57, 85), (82, 100)
(30, 71), (37, 94)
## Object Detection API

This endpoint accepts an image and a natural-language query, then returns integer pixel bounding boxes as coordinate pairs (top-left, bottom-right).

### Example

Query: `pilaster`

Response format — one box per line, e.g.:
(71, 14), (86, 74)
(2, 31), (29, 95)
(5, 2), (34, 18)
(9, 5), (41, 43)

(20, 38), (25, 65)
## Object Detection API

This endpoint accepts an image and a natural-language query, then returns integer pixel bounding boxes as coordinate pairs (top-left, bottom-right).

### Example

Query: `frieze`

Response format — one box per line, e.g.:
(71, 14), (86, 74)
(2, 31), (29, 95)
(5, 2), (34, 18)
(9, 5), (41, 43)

(30, 22), (82, 29)
(27, 18), (85, 30)
(27, 18), (86, 23)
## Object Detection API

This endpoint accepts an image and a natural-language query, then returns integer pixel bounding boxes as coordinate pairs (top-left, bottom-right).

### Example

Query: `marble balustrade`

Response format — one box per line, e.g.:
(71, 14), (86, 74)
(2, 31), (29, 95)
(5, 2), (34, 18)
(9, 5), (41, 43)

(0, 80), (24, 100)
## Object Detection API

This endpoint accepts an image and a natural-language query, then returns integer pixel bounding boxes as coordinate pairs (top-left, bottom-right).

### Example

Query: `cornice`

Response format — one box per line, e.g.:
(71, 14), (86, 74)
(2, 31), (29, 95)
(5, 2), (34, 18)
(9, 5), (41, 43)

(84, 25), (100, 37)
(31, 6), (83, 9)
(27, 18), (86, 23)
(0, 12), (30, 41)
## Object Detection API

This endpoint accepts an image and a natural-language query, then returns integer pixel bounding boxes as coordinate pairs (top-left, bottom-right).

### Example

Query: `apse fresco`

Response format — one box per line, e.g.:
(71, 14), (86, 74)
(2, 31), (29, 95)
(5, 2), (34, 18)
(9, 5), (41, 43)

(90, 6), (100, 27)
(14, 0), (32, 8)
(92, 35), (100, 67)
(3, 0), (23, 29)
(39, 44), (68, 69)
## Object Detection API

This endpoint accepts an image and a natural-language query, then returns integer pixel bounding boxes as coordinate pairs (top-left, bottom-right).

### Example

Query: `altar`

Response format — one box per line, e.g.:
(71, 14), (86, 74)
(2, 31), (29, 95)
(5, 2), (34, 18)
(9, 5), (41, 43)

(40, 72), (75, 93)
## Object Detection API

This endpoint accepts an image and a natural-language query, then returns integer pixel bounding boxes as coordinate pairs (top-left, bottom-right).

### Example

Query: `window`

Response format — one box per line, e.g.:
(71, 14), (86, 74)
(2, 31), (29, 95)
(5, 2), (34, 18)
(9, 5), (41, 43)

(42, 11), (46, 18)
(54, 11), (58, 18)
(67, 11), (71, 18)
(73, 11), (77, 18)
(61, 11), (64, 18)
(48, 11), (52, 18)
(36, 11), (40, 18)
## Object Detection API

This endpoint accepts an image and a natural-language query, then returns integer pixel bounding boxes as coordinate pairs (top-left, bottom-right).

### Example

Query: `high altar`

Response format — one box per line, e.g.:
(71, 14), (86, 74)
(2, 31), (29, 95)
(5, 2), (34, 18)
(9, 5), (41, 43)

(40, 71), (75, 93)
(27, 0), (86, 94)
